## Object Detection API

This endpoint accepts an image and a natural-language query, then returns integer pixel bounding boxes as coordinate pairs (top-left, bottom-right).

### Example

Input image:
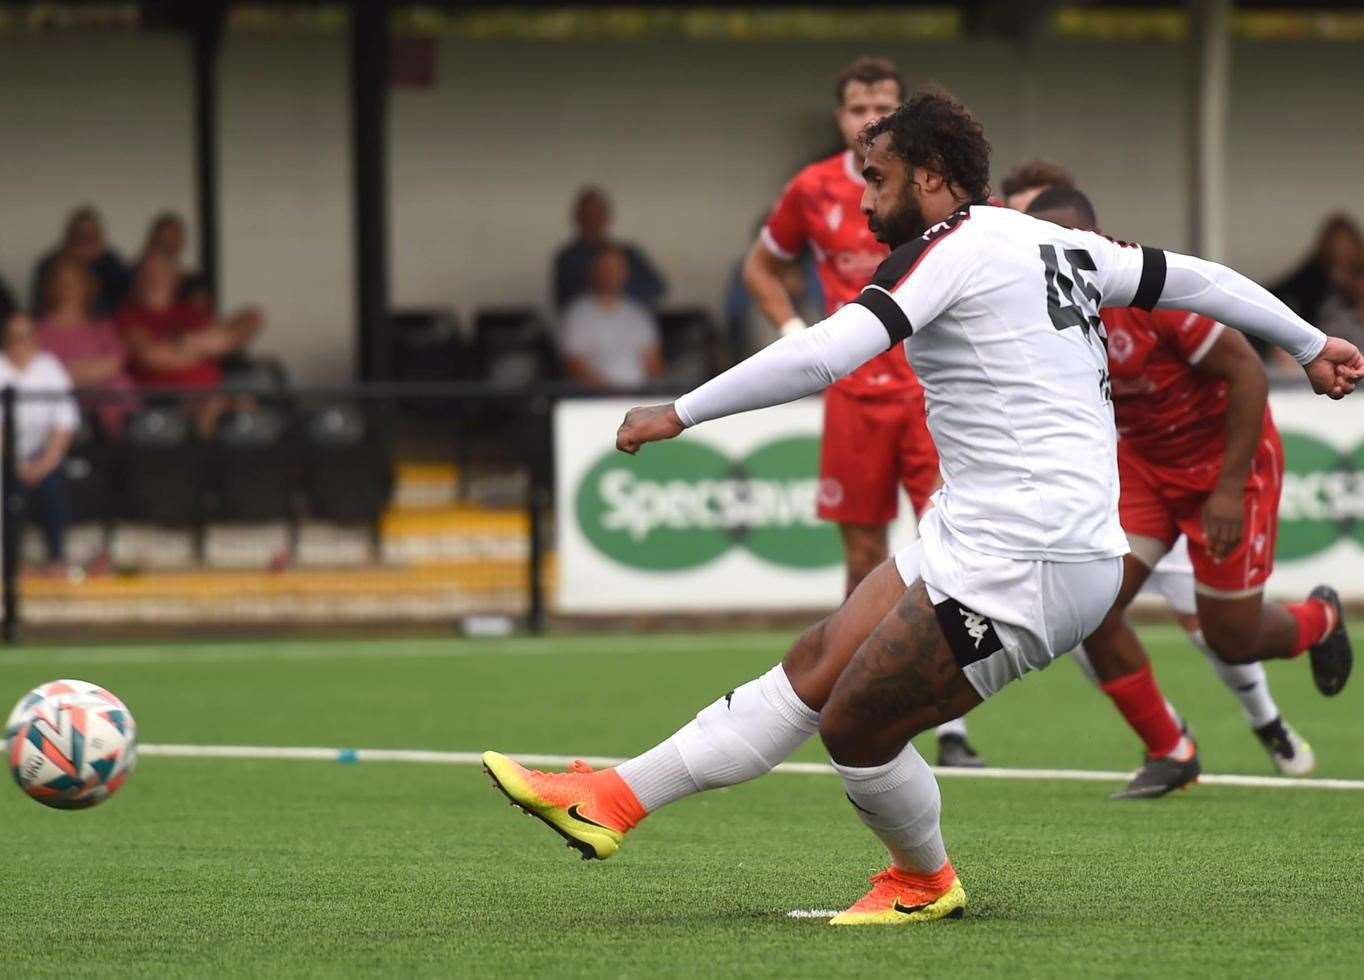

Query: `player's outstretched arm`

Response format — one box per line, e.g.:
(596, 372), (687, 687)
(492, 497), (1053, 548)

(614, 303), (893, 454)
(1155, 251), (1364, 398)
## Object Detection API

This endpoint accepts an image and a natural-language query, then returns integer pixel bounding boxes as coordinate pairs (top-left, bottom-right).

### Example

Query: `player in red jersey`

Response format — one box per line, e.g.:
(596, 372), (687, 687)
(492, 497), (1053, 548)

(1029, 186), (1351, 798)
(742, 58), (982, 767)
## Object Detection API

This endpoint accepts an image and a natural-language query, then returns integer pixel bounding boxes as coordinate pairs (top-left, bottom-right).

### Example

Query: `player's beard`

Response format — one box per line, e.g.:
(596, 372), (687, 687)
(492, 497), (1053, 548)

(868, 185), (927, 250)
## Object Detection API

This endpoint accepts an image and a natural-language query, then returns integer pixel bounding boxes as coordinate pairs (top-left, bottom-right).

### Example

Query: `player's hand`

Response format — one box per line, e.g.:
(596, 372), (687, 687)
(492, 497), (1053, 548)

(1304, 337), (1364, 399)
(616, 403), (685, 455)
(1202, 487), (1244, 561)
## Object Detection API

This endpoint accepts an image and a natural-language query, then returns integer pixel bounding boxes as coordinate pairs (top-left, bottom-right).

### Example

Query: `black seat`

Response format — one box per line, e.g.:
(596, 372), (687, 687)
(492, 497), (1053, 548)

(301, 404), (393, 525)
(210, 406), (297, 522)
(221, 355), (292, 396)
(62, 411), (116, 524)
(475, 307), (556, 384)
(658, 306), (719, 385)
(392, 308), (471, 382)
(117, 405), (204, 525)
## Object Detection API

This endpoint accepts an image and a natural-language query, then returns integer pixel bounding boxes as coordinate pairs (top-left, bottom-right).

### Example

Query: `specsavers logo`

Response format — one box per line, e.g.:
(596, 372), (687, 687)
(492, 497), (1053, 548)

(575, 437), (841, 571)
(1278, 432), (1364, 560)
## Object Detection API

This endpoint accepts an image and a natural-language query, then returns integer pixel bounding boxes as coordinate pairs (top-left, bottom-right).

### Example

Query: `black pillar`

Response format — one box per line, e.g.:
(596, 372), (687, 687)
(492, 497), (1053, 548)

(350, 0), (391, 381)
(190, 5), (224, 300)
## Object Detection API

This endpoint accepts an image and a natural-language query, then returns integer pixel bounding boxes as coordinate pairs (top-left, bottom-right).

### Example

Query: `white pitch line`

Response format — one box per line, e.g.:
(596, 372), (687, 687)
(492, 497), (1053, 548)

(785, 910), (838, 919)
(135, 744), (1364, 792)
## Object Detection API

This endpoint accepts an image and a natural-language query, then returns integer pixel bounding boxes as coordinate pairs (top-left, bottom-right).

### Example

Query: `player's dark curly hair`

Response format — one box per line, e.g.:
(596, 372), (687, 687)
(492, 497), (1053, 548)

(860, 88), (992, 203)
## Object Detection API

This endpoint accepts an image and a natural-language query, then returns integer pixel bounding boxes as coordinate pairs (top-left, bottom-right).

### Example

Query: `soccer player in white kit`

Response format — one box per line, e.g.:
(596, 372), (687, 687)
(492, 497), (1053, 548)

(483, 91), (1362, 924)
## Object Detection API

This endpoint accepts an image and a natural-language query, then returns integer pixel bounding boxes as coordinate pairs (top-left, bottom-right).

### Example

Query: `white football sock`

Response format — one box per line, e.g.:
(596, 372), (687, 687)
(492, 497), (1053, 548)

(934, 718), (967, 739)
(835, 741), (947, 875)
(616, 664), (819, 813)
(1189, 629), (1279, 728)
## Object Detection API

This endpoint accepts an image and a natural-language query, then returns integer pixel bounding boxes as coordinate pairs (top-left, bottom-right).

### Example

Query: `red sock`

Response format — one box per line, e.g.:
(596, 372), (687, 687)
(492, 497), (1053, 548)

(1100, 663), (1182, 758)
(1286, 599), (1332, 656)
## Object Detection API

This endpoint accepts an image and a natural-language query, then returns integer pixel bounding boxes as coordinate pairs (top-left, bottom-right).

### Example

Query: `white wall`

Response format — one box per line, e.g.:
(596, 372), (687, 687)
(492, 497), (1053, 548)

(0, 31), (1359, 382)
(0, 33), (194, 305)
(218, 33), (353, 382)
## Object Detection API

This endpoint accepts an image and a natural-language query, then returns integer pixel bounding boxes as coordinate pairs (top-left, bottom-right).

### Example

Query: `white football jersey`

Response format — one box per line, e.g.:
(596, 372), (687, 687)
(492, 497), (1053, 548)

(851, 203), (1164, 562)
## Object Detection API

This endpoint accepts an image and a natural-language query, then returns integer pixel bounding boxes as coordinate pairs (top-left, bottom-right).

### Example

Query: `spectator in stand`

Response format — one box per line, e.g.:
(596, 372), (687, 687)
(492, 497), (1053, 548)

(559, 244), (664, 390)
(999, 158), (1076, 212)
(0, 275), (15, 324)
(117, 255), (264, 436)
(1319, 255), (1364, 351)
(36, 257), (138, 436)
(140, 211), (215, 310)
(142, 211), (187, 266)
(1272, 213), (1364, 325)
(31, 206), (131, 317)
(553, 186), (667, 310)
(0, 311), (79, 573)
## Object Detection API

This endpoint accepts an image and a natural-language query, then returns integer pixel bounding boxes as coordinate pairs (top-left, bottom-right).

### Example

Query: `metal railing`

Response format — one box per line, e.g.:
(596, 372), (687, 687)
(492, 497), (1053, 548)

(0, 380), (677, 642)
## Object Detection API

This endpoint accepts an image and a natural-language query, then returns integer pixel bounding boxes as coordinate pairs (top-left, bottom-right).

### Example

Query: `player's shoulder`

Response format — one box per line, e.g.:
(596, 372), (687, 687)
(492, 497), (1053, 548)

(869, 206), (980, 290)
(789, 151), (857, 191)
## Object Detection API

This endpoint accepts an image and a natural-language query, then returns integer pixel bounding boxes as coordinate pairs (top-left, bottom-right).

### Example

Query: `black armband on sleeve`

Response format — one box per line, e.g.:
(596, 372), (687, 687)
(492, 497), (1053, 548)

(1130, 246), (1167, 311)
(852, 286), (913, 345)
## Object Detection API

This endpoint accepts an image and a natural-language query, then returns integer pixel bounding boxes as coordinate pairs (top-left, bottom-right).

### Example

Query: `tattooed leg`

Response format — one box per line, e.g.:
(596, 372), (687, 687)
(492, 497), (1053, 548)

(820, 579), (983, 768)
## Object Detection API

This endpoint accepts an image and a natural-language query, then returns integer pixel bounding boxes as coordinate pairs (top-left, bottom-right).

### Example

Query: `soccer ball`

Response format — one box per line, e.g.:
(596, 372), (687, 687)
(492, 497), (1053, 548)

(5, 679), (137, 810)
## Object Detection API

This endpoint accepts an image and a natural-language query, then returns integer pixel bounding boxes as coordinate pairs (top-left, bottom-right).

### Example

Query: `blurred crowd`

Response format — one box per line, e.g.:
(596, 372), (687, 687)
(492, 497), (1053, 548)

(544, 180), (1363, 393)
(0, 206), (269, 574)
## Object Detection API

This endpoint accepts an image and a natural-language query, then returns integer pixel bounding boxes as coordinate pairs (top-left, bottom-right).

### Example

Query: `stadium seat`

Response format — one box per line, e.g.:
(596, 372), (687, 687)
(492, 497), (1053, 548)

(62, 411), (117, 525)
(392, 308), (472, 382)
(222, 354), (292, 395)
(658, 306), (720, 385)
(474, 308), (557, 384)
(209, 405), (298, 523)
(117, 405), (205, 526)
(301, 403), (394, 526)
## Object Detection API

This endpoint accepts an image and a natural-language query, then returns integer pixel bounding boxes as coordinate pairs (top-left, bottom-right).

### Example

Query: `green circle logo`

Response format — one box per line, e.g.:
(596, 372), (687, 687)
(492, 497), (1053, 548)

(575, 437), (842, 571)
(1278, 432), (1364, 560)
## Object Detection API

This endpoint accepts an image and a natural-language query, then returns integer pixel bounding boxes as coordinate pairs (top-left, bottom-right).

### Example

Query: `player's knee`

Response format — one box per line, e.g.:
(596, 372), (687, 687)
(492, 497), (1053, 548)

(782, 619), (831, 707)
(817, 703), (862, 765)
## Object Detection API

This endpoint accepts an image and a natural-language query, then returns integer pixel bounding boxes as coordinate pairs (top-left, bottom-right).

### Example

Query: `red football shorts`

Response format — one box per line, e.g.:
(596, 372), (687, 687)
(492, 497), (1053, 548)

(1117, 429), (1284, 594)
(816, 384), (940, 526)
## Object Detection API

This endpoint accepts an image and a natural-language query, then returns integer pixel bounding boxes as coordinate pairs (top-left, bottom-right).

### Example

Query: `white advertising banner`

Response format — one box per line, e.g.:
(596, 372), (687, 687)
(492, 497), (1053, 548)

(555, 388), (1364, 613)
(554, 397), (916, 613)
(1264, 388), (1364, 600)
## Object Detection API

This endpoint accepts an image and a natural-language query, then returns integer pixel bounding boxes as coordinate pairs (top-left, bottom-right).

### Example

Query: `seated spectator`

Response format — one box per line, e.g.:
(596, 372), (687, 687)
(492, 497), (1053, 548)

(1272, 213), (1363, 324)
(30, 206), (130, 317)
(553, 186), (666, 309)
(36, 257), (137, 435)
(0, 312), (79, 573)
(559, 245), (664, 390)
(0, 275), (15, 325)
(139, 210), (213, 308)
(117, 255), (264, 436)
(1319, 256), (1364, 350)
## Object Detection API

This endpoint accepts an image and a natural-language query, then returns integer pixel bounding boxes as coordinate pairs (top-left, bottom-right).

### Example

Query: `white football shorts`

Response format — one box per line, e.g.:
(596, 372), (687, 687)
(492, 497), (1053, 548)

(895, 509), (1123, 699)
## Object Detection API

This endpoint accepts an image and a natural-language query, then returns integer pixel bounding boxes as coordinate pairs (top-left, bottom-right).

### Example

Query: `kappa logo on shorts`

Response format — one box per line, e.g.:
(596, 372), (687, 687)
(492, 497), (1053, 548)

(959, 609), (990, 648)
(933, 597), (1003, 669)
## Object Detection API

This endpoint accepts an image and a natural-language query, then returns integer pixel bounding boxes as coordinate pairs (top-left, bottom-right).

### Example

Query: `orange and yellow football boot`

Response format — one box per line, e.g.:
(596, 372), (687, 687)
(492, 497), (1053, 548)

(828, 862), (966, 926)
(481, 751), (645, 860)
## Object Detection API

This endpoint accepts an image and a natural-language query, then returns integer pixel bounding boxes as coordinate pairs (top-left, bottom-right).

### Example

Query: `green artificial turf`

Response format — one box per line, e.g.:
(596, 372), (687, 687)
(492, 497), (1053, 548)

(0, 629), (1360, 978)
